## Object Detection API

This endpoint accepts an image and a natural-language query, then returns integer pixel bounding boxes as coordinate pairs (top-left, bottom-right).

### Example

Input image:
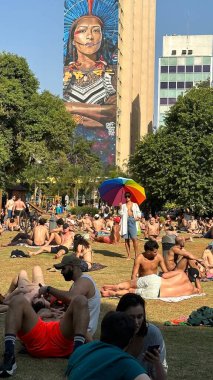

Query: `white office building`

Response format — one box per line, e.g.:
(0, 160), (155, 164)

(158, 35), (213, 127)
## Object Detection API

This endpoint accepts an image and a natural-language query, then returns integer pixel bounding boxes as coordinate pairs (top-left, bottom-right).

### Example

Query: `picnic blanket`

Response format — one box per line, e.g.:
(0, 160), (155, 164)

(47, 263), (107, 272)
(145, 293), (206, 302)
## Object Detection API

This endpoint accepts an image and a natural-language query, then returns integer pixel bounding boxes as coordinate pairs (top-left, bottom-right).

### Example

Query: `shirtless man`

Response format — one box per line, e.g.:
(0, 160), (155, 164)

(144, 217), (160, 241)
(28, 223), (73, 258)
(101, 269), (201, 299)
(91, 214), (103, 232)
(188, 216), (199, 234)
(131, 240), (168, 280)
(82, 214), (93, 233)
(119, 192), (141, 259)
(165, 237), (203, 272)
(13, 197), (26, 226)
(26, 218), (49, 246)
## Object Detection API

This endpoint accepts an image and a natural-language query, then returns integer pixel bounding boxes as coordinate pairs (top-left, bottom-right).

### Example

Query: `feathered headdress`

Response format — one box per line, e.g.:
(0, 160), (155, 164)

(64, 0), (118, 59)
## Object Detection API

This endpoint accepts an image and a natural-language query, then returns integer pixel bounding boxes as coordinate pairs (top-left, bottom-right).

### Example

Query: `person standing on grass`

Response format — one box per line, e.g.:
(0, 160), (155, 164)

(119, 192), (141, 260)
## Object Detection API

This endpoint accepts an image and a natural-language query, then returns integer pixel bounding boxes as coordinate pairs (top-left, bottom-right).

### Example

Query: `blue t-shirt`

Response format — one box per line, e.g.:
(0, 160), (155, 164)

(67, 341), (146, 380)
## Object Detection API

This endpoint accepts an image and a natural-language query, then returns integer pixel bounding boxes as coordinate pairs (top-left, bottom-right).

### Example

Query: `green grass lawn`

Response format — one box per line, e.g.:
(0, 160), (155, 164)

(0, 232), (212, 379)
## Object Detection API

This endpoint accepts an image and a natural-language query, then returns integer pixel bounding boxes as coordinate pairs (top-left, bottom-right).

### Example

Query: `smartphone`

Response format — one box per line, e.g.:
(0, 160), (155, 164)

(147, 345), (160, 354)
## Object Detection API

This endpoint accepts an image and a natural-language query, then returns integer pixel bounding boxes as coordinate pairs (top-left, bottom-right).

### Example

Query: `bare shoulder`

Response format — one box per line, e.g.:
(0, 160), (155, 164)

(136, 254), (146, 262)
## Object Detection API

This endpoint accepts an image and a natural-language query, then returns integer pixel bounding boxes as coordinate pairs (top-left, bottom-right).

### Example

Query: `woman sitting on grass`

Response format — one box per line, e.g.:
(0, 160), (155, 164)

(73, 235), (93, 270)
(116, 294), (167, 380)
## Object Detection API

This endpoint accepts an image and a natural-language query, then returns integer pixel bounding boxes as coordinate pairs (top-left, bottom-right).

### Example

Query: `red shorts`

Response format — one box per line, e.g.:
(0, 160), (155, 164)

(18, 318), (74, 358)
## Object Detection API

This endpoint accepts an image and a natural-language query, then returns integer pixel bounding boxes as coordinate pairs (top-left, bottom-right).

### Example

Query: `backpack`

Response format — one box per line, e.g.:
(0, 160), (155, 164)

(187, 306), (213, 326)
(10, 249), (30, 258)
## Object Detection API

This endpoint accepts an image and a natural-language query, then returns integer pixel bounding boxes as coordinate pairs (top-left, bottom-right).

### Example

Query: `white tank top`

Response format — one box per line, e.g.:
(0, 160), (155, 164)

(81, 274), (100, 336)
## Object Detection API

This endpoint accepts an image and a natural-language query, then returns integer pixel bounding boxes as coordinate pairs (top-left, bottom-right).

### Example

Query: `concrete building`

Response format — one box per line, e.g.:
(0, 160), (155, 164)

(116, 0), (156, 168)
(158, 35), (213, 127)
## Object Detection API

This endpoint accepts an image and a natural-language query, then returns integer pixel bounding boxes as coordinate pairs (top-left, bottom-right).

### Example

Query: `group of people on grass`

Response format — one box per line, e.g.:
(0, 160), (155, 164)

(0, 192), (212, 377)
(0, 255), (167, 379)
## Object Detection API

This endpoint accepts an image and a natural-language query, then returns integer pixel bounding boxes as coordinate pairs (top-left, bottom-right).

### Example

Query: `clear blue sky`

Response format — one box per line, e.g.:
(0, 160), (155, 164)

(0, 0), (212, 122)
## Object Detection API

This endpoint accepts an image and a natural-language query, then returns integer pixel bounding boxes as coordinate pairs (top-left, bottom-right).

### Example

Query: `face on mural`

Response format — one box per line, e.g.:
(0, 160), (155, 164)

(73, 16), (102, 56)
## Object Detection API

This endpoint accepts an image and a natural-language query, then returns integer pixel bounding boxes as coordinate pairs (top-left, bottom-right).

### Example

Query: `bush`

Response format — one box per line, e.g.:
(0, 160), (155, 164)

(69, 206), (99, 216)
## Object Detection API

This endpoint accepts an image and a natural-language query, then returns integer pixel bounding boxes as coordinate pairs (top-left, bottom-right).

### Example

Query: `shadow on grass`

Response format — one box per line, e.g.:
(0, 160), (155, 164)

(93, 249), (126, 258)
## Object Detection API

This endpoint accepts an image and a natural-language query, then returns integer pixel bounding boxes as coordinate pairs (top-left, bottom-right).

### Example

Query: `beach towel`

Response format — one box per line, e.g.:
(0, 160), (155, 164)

(108, 293), (206, 302)
(47, 263), (107, 273)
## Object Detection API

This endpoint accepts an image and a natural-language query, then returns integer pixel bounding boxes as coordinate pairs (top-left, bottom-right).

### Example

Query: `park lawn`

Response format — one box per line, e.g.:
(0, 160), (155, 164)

(0, 232), (212, 379)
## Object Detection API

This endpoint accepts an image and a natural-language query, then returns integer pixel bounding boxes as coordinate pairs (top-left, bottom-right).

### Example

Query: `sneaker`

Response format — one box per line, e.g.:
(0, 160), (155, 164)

(0, 354), (17, 378)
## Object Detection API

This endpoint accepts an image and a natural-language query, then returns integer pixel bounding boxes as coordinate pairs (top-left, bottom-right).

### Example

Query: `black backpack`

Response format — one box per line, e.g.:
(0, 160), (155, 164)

(187, 306), (213, 326)
(10, 249), (30, 258)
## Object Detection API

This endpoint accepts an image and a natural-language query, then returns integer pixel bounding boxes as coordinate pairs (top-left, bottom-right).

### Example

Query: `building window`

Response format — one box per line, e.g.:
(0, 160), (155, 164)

(177, 66), (185, 72)
(177, 82), (185, 89)
(203, 65), (210, 72)
(194, 65), (202, 72)
(182, 50), (187, 55)
(160, 98), (168, 105)
(168, 98), (176, 105)
(160, 82), (168, 89)
(185, 82), (193, 88)
(161, 66), (168, 73)
(169, 82), (176, 89)
(186, 65), (193, 72)
(171, 50), (176, 55)
(169, 66), (176, 73)
(188, 50), (193, 55)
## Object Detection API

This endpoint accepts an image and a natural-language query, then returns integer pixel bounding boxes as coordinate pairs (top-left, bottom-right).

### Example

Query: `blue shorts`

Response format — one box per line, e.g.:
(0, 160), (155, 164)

(122, 216), (137, 240)
(8, 210), (13, 218)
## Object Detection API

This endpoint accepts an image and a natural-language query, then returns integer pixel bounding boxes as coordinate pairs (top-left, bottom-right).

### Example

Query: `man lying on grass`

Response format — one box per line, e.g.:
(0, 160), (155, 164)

(101, 241), (202, 298)
(0, 255), (100, 378)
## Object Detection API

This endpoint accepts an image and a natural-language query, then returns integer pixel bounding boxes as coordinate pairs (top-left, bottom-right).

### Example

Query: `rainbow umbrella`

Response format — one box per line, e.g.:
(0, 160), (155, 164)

(98, 177), (146, 206)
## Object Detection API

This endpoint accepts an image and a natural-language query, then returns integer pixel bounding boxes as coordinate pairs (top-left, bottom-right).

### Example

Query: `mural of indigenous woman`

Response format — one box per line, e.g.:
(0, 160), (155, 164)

(64, 0), (118, 165)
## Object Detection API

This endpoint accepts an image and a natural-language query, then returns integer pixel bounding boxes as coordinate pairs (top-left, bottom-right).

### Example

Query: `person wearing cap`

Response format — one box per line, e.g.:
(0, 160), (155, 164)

(39, 254), (100, 338)
(28, 223), (74, 258)
(119, 192), (141, 260)
(0, 254), (100, 377)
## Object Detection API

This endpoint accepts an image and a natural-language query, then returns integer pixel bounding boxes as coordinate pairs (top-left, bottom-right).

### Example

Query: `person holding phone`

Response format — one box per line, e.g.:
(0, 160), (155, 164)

(116, 293), (167, 380)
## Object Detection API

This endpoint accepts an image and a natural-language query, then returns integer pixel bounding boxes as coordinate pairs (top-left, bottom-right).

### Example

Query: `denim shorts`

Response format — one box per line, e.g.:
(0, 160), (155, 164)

(122, 216), (137, 239)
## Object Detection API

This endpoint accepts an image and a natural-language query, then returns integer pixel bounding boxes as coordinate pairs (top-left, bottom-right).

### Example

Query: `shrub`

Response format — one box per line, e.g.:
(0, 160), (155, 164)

(69, 206), (99, 216)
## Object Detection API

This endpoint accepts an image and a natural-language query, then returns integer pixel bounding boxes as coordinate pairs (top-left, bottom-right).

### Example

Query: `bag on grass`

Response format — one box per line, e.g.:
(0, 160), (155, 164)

(10, 249), (30, 258)
(187, 306), (213, 326)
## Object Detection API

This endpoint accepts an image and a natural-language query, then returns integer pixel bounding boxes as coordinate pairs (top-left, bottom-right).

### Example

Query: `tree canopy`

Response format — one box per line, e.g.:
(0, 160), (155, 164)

(129, 86), (213, 214)
(0, 52), (102, 194)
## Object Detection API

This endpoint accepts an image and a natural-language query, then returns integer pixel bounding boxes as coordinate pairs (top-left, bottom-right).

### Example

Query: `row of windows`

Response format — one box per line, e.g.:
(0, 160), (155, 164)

(160, 98), (177, 105)
(161, 65), (210, 73)
(160, 81), (193, 89)
(171, 49), (193, 56)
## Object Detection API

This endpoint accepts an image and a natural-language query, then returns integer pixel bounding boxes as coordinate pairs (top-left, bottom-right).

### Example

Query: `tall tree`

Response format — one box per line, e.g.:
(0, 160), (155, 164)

(129, 86), (213, 214)
(0, 53), (75, 188)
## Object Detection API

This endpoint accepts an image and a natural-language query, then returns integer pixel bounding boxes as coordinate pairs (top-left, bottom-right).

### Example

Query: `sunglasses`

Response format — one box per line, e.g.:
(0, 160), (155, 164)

(125, 195), (131, 198)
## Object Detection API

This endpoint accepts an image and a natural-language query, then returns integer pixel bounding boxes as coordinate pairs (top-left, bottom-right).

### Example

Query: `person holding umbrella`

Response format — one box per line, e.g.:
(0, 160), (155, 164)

(119, 192), (141, 260)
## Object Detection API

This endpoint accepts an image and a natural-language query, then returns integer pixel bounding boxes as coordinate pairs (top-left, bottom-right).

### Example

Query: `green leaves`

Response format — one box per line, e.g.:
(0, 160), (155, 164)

(129, 86), (213, 214)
